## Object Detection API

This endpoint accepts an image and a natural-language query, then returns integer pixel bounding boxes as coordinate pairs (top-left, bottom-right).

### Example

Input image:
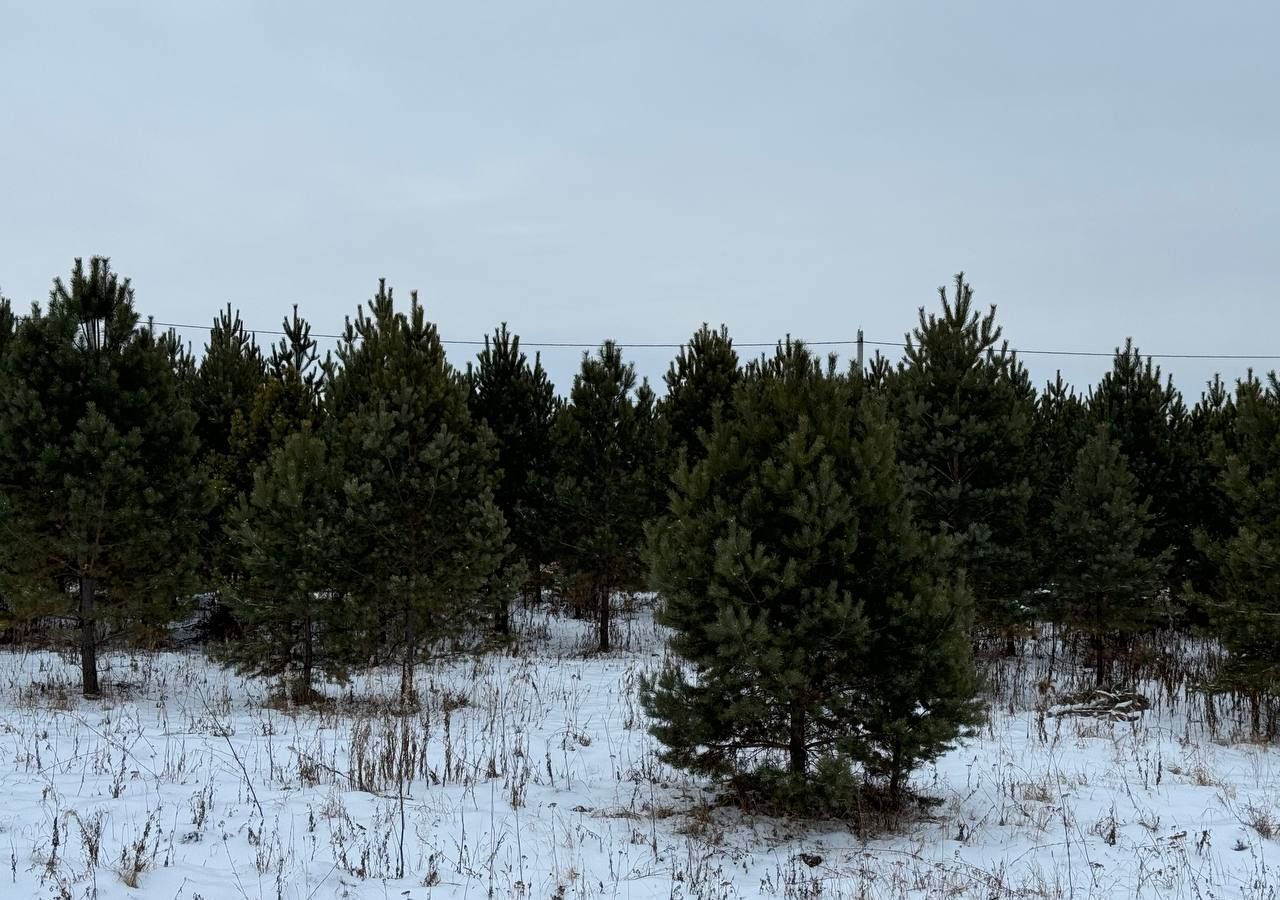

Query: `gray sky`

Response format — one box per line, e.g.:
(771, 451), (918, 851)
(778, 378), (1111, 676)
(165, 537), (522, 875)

(2, 1), (1277, 398)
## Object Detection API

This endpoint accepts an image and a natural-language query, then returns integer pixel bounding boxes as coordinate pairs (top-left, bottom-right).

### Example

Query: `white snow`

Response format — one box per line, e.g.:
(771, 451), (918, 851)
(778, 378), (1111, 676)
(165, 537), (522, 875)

(0, 603), (1276, 899)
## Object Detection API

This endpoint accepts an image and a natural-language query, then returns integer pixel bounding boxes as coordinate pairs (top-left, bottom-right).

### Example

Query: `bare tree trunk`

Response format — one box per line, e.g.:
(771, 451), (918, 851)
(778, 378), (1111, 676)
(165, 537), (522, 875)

(79, 575), (100, 697)
(788, 701), (807, 777)
(400, 601), (416, 707)
(889, 742), (905, 799)
(1093, 631), (1107, 687)
(494, 595), (509, 636)
(597, 582), (611, 653)
(297, 612), (314, 703)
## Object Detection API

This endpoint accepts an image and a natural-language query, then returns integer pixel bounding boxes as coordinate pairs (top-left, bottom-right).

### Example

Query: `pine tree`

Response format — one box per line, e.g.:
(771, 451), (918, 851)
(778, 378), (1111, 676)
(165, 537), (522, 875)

(229, 306), (325, 474)
(1186, 375), (1237, 596)
(226, 428), (350, 702)
(1048, 428), (1169, 685)
(0, 258), (206, 696)
(1087, 340), (1194, 597)
(891, 274), (1036, 633)
(1028, 372), (1089, 614)
(1199, 373), (1280, 700)
(556, 341), (657, 652)
(328, 281), (511, 704)
(467, 324), (557, 626)
(0, 292), (16, 359)
(661, 324), (740, 467)
(645, 341), (982, 804)
(191, 305), (267, 581)
(193, 304), (266, 468)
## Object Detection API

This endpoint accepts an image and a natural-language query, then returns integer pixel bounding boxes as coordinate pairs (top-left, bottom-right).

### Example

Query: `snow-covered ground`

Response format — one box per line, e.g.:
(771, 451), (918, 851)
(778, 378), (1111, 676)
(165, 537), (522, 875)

(0, 603), (1276, 899)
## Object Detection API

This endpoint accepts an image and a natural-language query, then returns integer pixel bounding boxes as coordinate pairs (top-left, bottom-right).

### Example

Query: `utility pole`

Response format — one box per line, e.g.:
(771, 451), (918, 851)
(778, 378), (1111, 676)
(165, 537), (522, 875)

(856, 328), (864, 372)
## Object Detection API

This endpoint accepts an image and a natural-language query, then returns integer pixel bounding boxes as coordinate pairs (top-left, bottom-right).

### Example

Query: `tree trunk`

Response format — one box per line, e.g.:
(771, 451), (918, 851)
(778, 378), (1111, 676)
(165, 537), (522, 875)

(889, 742), (905, 799)
(79, 575), (100, 697)
(597, 582), (611, 653)
(1093, 631), (1107, 686)
(297, 612), (314, 703)
(494, 595), (509, 636)
(788, 701), (807, 777)
(524, 559), (543, 610)
(400, 601), (417, 707)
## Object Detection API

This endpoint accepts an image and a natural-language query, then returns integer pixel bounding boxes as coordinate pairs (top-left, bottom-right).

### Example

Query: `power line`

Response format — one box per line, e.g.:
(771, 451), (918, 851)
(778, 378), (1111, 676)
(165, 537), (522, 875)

(148, 320), (1280, 361)
(858, 339), (1280, 361)
(12, 314), (1280, 361)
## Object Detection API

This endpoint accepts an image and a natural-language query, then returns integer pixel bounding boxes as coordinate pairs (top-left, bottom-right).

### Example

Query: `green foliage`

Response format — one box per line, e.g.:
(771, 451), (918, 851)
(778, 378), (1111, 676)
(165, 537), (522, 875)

(661, 324), (740, 467)
(1087, 340), (1194, 592)
(1048, 428), (1169, 684)
(193, 304), (266, 465)
(228, 307), (325, 479)
(556, 341), (659, 652)
(328, 280), (511, 702)
(225, 428), (351, 702)
(467, 324), (557, 622)
(0, 258), (206, 695)
(0, 292), (18, 360)
(645, 341), (982, 799)
(191, 305), (267, 582)
(890, 274), (1036, 626)
(1027, 372), (1089, 613)
(1199, 373), (1280, 696)
(1186, 374), (1237, 595)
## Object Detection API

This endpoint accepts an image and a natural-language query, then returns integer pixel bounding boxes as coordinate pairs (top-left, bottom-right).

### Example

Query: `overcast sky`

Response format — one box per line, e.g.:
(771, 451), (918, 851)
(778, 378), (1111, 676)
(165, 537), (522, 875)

(2, 1), (1277, 397)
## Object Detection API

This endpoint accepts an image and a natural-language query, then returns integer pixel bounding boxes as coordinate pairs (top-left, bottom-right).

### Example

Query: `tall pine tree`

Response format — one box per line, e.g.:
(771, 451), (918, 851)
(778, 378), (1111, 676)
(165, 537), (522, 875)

(645, 341), (981, 803)
(1186, 374), (1238, 596)
(191, 305), (266, 582)
(0, 292), (15, 359)
(1027, 372), (1089, 615)
(1088, 340), (1194, 601)
(890, 274), (1036, 636)
(192, 304), (266, 476)
(1199, 373), (1280, 700)
(328, 281), (510, 704)
(661, 324), (740, 468)
(0, 258), (206, 695)
(556, 341), (658, 652)
(467, 324), (557, 626)
(229, 306), (326, 472)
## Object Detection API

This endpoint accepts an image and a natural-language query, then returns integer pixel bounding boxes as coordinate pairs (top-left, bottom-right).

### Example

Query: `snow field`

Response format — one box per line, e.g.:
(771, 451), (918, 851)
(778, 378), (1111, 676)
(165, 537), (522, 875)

(0, 603), (1276, 899)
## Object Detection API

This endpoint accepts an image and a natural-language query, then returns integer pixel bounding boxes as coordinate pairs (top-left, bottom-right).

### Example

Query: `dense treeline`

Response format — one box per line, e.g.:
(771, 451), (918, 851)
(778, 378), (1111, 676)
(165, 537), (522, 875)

(1, 257), (1277, 808)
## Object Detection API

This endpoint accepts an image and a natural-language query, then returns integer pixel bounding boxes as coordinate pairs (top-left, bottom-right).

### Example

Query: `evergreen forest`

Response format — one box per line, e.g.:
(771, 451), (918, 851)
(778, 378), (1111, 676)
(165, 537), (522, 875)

(2, 258), (1277, 813)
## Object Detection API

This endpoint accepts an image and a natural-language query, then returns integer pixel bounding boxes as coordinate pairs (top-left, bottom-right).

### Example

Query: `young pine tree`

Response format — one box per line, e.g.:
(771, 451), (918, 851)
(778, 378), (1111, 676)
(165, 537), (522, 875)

(229, 306), (326, 476)
(645, 341), (982, 804)
(467, 324), (557, 626)
(1049, 428), (1170, 685)
(1028, 372), (1089, 614)
(0, 258), (206, 696)
(328, 281), (511, 704)
(1186, 375), (1238, 596)
(1088, 340), (1194, 597)
(661, 324), (741, 468)
(191, 305), (267, 581)
(192, 305), (266, 475)
(226, 429), (350, 702)
(891, 274), (1036, 635)
(1199, 373), (1280, 701)
(0, 293), (16, 359)
(556, 341), (658, 652)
